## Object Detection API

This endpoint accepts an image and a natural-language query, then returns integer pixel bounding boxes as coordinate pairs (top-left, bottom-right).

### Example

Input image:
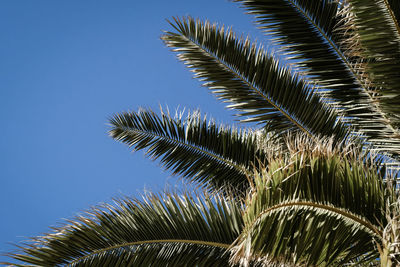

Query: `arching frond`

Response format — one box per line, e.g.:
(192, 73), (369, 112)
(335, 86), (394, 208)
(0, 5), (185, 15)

(162, 17), (348, 141)
(233, 200), (379, 266)
(249, 135), (390, 228)
(109, 108), (268, 195)
(231, 142), (394, 266)
(6, 193), (243, 266)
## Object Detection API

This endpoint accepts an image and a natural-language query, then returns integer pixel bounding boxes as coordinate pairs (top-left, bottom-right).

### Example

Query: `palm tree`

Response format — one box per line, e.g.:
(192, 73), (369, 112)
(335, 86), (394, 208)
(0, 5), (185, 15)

(5, 0), (400, 266)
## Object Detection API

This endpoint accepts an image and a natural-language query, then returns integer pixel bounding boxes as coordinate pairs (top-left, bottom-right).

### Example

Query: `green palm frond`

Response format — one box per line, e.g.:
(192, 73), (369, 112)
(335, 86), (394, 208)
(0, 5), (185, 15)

(248, 135), (389, 228)
(236, 0), (400, 159)
(6, 193), (243, 266)
(162, 17), (348, 141)
(348, 0), (400, 126)
(235, 0), (359, 97)
(234, 0), (375, 116)
(233, 200), (379, 266)
(109, 108), (268, 195)
(231, 140), (394, 266)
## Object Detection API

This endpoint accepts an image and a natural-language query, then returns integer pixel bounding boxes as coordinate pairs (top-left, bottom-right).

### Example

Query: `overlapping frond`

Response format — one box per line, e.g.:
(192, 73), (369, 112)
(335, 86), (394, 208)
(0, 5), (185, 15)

(231, 141), (394, 266)
(236, 0), (400, 158)
(236, 0), (360, 97)
(233, 201), (379, 266)
(249, 134), (389, 227)
(348, 0), (400, 127)
(109, 108), (268, 195)
(162, 17), (348, 141)
(382, 190), (400, 265)
(6, 193), (243, 266)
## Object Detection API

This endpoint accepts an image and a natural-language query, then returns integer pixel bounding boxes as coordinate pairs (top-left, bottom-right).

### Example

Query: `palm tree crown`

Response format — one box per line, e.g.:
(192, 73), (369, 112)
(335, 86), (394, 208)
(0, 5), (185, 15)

(5, 0), (400, 266)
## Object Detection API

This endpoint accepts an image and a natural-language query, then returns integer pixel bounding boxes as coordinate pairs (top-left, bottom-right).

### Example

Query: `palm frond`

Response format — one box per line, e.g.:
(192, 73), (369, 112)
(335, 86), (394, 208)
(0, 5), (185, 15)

(232, 200), (379, 266)
(6, 193), (243, 266)
(109, 108), (268, 195)
(250, 136), (390, 229)
(348, 0), (400, 127)
(235, 0), (360, 97)
(231, 140), (393, 266)
(236, 0), (400, 159)
(162, 16), (348, 141)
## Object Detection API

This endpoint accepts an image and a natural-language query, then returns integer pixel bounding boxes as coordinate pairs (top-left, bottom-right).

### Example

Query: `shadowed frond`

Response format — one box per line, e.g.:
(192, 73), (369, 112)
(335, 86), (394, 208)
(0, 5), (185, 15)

(5, 193), (244, 266)
(236, 0), (400, 159)
(250, 134), (390, 227)
(348, 0), (400, 127)
(235, 0), (362, 98)
(109, 108), (268, 195)
(232, 200), (379, 266)
(231, 140), (394, 266)
(162, 17), (348, 141)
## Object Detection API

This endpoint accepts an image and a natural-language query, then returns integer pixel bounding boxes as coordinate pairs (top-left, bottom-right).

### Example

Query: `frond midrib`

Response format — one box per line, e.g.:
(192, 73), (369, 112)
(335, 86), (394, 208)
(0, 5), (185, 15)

(67, 239), (231, 266)
(120, 125), (252, 178)
(247, 201), (382, 237)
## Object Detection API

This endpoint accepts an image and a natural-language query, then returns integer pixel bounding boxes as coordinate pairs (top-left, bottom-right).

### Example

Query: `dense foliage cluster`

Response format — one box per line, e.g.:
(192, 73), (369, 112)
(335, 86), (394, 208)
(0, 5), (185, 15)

(6, 0), (400, 266)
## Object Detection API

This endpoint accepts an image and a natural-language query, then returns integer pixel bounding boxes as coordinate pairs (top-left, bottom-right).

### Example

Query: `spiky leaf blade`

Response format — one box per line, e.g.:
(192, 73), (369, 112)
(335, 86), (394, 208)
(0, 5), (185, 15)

(162, 17), (348, 141)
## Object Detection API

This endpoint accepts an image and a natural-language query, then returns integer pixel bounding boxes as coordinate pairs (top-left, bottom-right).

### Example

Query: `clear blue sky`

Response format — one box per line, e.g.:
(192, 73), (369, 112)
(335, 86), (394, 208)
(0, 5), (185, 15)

(0, 0), (262, 262)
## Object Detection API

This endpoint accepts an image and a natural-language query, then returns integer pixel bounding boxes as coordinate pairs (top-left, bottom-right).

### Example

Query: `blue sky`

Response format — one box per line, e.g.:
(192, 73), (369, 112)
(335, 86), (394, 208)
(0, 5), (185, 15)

(0, 0), (263, 262)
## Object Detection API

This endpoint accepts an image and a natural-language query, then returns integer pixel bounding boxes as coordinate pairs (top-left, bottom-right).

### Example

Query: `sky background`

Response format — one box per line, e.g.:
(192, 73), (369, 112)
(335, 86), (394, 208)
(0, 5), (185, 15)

(0, 0), (265, 263)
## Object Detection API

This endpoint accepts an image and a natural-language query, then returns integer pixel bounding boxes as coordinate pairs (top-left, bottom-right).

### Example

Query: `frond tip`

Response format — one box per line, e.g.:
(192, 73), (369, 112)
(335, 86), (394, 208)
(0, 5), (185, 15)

(109, 107), (268, 195)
